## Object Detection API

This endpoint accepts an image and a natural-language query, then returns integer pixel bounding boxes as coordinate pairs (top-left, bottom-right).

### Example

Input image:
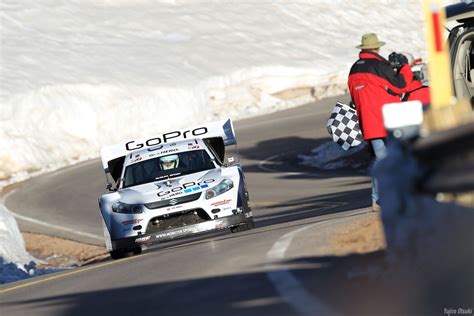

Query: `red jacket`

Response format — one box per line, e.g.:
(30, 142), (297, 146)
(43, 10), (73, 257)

(405, 85), (431, 105)
(348, 52), (421, 140)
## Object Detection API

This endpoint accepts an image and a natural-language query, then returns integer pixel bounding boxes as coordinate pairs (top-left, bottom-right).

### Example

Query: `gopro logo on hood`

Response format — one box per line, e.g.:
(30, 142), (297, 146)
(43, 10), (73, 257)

(157, 179), (215, 197)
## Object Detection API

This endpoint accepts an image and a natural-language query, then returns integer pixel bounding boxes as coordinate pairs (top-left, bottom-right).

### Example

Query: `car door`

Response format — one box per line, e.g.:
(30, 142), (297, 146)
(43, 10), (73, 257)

(446, 2), (474, 107)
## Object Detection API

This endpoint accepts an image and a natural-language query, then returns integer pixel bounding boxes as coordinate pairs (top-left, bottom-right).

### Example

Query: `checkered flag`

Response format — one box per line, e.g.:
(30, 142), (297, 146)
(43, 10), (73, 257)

(326, 102), (363, 151)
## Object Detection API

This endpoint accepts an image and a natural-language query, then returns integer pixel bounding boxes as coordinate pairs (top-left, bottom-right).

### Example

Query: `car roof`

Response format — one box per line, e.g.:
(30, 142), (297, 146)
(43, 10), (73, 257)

(446, 2), (474, 23)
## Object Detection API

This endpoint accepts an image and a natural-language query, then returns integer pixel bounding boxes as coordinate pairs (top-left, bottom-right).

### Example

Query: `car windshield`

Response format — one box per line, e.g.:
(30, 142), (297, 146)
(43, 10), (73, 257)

(122, 150), (215, 188)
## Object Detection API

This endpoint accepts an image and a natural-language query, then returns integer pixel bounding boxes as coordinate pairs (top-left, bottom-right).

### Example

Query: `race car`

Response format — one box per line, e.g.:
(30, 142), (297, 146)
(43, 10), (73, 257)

(446, 0), (474, 107)
(98, 119), (254, 259)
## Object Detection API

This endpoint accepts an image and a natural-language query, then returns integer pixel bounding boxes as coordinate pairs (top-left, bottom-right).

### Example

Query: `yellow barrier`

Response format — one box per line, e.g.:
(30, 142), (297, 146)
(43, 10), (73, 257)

(423, 0), (472, 131)
(423, 0), (453, 108)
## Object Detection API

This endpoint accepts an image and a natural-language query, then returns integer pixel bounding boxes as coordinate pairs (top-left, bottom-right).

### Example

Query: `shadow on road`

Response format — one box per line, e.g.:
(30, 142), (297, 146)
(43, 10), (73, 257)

(82, 182), (372, 268)
(137, 187), (372, 255)
(239, 136), (373, 180)
(253, 188), (371, 227)
(4, 249), (470, 316)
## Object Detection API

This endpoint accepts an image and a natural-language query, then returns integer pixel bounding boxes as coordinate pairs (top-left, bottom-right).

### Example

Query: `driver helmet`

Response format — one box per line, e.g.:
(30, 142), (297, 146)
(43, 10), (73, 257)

(159, 154), (179, 170)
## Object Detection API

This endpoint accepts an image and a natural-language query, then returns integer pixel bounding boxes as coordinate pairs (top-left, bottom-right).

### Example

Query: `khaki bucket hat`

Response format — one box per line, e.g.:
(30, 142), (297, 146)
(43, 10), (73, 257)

(356, 33), (385, 49)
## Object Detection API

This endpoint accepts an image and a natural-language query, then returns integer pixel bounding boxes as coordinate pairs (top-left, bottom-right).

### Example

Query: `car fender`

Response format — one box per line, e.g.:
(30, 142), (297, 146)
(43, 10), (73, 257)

(98, 192), (121, 234)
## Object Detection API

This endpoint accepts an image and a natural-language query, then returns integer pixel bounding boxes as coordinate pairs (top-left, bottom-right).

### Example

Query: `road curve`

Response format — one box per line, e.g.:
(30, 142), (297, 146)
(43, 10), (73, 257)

(1, 95), (378, 316)
(4, 94), (367, 244)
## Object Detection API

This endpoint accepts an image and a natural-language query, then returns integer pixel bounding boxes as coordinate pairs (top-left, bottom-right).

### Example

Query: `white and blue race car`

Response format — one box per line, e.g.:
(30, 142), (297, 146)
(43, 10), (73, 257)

(98, 119), (254, 259)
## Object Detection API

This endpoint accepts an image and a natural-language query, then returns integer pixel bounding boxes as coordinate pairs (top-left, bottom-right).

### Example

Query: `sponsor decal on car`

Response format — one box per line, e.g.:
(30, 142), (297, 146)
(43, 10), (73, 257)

(183, 184), (209, 193)
(148, 148), (179, 158)
(135, 236), (151, 243)
(166, 205), (183, 211)
(156, 227), (195, 239)
(125, 127), (209, 151)
(161, 191), (184, 200)
(210, 199), (232, 207)
(157, 179), (215, 197)
(122, 218), (144, 225)
(130, 157), (143, 163)
(155, 221), (224, 239)
(186, 140), (199, 148)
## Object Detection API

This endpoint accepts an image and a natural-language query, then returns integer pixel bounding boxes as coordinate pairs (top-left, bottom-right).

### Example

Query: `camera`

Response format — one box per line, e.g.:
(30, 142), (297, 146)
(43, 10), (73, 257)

(389, 52), (407, 70)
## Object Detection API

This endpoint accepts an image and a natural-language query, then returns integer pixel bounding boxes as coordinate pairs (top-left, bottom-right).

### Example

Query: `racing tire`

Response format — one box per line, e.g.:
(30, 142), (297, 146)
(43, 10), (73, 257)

(230, 217), (255, 233)
(109, 247), (142, 260)
(247, 217), (255, 229)
(231, 192), (255, 233)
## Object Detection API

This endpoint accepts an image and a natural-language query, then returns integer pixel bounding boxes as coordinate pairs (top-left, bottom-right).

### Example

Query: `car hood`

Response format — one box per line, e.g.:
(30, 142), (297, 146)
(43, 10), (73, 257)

(118, 169), (222, 204)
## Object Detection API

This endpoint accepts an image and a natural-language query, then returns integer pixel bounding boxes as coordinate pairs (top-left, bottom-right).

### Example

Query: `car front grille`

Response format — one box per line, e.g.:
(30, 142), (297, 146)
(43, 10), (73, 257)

(145, 192), (202, 209)
(146, 208), (211, 233)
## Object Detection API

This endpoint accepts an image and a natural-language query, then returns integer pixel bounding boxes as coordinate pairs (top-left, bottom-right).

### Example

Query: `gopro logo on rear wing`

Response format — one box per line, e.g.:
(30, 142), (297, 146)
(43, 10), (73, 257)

(125, 127), (208, 151)
(100, 118), (237, 174)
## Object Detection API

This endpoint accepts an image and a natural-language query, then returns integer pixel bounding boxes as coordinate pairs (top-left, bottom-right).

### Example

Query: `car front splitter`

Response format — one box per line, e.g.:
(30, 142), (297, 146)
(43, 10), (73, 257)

(112, 213), (247, 250)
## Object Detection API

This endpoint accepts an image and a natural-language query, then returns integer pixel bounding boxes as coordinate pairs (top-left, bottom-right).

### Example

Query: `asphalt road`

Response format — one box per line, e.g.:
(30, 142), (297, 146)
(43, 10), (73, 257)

(4, 94), (368, 245)
(1, 95), (383, 316)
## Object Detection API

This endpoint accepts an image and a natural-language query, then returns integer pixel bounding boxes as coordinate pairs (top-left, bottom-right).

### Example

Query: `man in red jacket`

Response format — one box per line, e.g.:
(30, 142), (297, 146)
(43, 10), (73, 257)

(348, 33), (420, 211)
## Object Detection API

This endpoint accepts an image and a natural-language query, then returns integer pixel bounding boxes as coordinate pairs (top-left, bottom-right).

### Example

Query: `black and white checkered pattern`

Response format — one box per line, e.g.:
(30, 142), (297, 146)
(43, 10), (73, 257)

(326, 102), (363, 151)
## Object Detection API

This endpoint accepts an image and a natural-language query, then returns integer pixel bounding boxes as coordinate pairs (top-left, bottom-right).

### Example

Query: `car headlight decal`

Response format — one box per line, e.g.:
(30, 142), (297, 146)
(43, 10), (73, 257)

(112, 201), (143, 214)
(205, 179), (234, 200)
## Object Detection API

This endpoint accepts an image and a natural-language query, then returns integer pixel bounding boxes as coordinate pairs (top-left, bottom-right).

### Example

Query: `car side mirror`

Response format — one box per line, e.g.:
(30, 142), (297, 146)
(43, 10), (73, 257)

(106, 183), (114, 192)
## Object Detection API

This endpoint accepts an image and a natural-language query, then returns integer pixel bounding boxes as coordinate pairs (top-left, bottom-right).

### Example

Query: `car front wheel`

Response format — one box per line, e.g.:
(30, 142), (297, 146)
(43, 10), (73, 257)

(109, 247), (142, 260)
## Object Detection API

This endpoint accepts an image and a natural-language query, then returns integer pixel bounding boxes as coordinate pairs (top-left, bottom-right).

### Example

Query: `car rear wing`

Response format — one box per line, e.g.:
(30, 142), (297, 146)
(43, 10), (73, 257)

(100, 118), (237, 185)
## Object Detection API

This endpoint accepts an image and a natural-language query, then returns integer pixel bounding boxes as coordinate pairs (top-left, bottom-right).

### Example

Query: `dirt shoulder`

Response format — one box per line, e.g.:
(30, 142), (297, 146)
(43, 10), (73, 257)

(329, 211), (386, 255)
(22, 232), (108, 268)
(2, 182), (109, 267)
(22, 210), (385, 269)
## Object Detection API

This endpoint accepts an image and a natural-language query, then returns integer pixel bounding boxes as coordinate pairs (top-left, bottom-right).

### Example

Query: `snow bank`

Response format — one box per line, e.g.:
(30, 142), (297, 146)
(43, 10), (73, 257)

(0, 204), (34, 265)
(0, 0), (431, 189)
(0, 203), (56, 284)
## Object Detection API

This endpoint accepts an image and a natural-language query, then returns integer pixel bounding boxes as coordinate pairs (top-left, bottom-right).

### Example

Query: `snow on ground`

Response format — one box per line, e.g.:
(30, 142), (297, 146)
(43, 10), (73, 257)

(0, 0), (433, 188)
(0, 0), (461, 283)
(0, 203), (57, 284)
(0, 204), (34, 265)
